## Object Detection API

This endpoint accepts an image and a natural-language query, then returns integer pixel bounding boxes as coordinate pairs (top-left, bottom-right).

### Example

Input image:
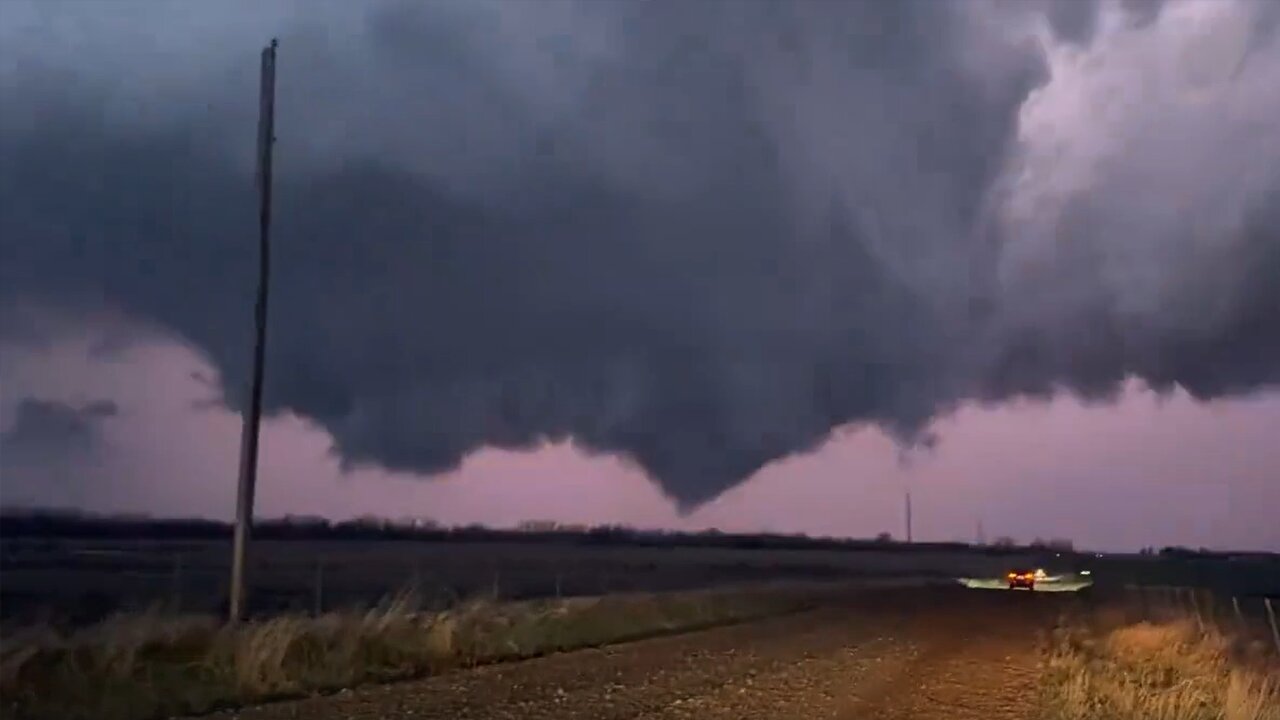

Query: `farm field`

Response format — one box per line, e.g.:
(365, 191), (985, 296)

(184, 585), (1279, 720)
(3, 553), (1277, 719)
(0, 536), (1046, 623)
(3, 531), (1277, 625)
(197, 585), (1057, 720)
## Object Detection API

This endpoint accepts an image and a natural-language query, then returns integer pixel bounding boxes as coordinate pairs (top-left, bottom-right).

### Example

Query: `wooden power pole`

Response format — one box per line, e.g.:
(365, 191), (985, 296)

(229, 38), (278, 623)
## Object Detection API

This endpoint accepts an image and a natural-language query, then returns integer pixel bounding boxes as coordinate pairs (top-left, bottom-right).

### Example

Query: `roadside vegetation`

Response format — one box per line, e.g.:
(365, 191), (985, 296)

(0, 582), (836, 720)
(1041, 614), (1279, 720)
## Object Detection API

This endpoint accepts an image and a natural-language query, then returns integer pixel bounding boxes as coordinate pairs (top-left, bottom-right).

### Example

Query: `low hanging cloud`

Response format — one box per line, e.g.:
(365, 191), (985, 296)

(0, 397), (119, 469)
(1, 0), (1278, 508)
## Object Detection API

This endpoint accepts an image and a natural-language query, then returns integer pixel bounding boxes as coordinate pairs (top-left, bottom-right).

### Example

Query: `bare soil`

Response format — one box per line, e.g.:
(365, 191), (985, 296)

(203, 588), (1062, 720)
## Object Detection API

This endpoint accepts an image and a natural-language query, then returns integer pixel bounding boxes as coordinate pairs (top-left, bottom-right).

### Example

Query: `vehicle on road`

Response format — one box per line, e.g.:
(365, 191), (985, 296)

(1007, 569), (1036, 590)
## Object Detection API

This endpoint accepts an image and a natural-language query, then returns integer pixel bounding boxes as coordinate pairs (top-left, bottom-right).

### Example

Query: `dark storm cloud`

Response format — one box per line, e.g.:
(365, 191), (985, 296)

(0, 397), (118, 466)
(1118, 0), (1168, 28)
(0, 305), (52, 350)
(1, 0), (1278, 508)
(1045, 0), (1103, 44)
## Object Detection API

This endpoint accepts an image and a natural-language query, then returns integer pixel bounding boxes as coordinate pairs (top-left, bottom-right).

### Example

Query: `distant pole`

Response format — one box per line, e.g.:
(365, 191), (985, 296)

(171, 552), (184, 611)
(313, 557), (324, 617)
(905, 491), (913, 544)
(229, 38), (278, 623)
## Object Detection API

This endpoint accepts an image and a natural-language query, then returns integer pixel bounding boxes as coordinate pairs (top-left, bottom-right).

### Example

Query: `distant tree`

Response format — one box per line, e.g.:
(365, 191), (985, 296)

(1047, 538), (1074, 552)
(875, 531), (893, 544)
(280, 514), (328, 528)
(352, 514), (386, 529)
(992, 536), (1017, 548)
(518, 519), (558, 533)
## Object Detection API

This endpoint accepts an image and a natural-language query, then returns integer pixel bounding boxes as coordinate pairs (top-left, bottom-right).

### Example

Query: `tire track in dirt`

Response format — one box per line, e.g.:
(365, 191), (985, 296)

(836, 599), (1047, 719)
(204, 589), (1060, 720)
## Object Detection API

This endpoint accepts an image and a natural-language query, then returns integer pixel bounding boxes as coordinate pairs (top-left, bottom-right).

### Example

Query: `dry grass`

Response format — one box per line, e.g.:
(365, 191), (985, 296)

(0, 583), (835, 720)
(1042, 616), (1280, 720)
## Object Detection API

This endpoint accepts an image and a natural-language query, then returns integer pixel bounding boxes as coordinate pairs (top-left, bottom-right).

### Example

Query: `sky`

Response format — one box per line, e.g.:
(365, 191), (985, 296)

(1, 0), (1278, 552)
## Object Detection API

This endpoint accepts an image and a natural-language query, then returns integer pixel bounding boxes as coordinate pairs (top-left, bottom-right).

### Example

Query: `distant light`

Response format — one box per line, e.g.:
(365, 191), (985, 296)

(1080, 570), (1092, 576)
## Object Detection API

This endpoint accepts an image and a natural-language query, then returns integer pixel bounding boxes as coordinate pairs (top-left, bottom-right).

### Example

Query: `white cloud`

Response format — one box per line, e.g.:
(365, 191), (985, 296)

(998, 0), (1280, 335)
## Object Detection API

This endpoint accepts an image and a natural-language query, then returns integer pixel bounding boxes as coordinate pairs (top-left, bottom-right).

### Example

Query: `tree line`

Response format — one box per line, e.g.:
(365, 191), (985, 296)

(0, 508), (1055, 555)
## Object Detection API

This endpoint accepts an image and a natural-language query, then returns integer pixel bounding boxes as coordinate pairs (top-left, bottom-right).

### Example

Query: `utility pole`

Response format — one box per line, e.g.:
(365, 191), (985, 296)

(976, 518), (985, 546)
(229, 38), (278, 623)
(904, 491), (913, 544)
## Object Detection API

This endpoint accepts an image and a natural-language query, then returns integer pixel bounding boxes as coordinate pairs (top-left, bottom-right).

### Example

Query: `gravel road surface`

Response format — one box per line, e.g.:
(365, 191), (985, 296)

(207, 587), (1064, 720)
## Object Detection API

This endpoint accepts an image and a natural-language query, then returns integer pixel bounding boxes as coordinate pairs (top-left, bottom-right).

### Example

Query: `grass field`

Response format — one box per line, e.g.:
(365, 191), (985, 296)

(3, 529), (1276, 719)
(3, 575), (1276, 720)
(0, 582), (846, 720)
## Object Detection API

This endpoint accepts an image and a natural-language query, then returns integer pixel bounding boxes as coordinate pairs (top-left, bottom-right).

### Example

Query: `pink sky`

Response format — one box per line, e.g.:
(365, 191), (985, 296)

(3, 330), (1277, 553)
(3, 1), (1280, 556)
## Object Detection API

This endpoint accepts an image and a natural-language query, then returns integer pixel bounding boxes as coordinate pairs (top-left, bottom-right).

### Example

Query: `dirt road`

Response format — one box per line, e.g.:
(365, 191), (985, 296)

(211, 588), (1064, 720)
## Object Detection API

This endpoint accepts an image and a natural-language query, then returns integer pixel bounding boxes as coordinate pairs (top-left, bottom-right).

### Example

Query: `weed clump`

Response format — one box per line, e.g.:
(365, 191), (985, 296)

(1042, 617), (1279, 720)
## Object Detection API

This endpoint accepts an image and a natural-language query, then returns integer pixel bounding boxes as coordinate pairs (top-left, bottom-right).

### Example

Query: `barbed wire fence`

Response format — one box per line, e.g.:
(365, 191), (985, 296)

(1122, 583), (1280, 655)
(1, 543), (820, 624)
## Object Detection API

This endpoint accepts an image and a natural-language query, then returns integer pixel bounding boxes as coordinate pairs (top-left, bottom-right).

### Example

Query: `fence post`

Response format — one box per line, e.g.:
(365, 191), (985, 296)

(1232, 596), (1245, 629)
(1265, 598), (1280, 654)
(555, 572), (562, 599)
(1187, 588), (1205, 634)
(1202, 590), (1218, 633)
(313, 557), (325, 617)
(170, 552), (184, 611)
